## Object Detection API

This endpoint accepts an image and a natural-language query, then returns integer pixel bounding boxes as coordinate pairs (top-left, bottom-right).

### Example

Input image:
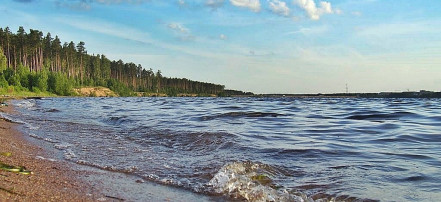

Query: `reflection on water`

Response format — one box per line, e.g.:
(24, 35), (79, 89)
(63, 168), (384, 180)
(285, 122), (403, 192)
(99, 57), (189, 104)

(10, 97), (441, 201)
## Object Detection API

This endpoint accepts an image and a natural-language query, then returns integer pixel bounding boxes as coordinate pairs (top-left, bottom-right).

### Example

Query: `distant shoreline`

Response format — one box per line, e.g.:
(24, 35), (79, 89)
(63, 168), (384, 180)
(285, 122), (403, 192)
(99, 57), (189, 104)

(255, 91), (441, 99)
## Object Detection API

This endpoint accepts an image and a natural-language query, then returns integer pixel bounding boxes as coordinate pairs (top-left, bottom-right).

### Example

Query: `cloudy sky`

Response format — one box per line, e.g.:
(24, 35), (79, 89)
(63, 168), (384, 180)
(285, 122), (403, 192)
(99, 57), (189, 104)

(1, 0), (440, 93)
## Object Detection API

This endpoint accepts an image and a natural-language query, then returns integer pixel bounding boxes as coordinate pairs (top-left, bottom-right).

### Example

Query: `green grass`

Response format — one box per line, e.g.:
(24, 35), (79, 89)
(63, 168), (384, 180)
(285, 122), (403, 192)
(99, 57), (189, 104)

(0, 87), (57, 98)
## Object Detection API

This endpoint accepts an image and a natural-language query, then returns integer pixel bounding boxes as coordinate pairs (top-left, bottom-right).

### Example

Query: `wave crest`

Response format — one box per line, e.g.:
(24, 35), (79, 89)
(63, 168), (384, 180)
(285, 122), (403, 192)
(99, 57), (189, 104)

(207, 161), (309, 202)
(201, 112), (284, 121)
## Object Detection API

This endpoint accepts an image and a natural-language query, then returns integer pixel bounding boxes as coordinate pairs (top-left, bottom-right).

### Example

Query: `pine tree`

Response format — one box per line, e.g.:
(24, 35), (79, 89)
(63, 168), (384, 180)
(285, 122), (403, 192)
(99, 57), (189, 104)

(0, 49), (7, 72)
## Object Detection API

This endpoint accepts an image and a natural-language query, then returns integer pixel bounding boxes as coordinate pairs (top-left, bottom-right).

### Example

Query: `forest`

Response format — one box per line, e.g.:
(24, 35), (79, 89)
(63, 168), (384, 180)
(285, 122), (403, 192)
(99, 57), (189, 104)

(0, 26), (237, 97)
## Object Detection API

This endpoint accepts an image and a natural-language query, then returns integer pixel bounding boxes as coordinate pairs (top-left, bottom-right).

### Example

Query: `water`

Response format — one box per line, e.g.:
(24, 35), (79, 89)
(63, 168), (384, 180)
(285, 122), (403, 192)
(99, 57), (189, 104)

(6, 97), (441, 201)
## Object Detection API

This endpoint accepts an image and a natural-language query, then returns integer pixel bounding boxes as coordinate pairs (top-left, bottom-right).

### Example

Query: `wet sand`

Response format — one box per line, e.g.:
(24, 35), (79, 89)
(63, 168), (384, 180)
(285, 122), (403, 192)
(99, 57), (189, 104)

(0, 103), (100, 201)
(0, 100), (221, 202)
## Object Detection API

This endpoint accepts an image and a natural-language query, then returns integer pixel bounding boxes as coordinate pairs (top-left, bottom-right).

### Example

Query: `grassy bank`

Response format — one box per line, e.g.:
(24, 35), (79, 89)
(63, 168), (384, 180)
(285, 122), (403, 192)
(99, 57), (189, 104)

(0, 86), (57, 99)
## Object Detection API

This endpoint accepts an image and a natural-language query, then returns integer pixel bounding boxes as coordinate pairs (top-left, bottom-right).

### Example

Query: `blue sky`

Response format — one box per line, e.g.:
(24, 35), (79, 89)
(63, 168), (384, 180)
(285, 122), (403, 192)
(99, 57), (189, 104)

(1, 0), (440, 93)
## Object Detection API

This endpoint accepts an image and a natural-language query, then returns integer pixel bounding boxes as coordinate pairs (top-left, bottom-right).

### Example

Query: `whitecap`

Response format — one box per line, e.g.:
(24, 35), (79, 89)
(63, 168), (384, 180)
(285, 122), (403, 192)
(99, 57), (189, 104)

(55, 143), (73, 150)
(207, 161), (311, 202)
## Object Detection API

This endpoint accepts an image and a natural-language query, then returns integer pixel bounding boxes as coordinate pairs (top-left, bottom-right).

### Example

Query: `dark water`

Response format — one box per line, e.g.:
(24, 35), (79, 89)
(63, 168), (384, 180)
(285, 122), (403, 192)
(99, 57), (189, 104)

(5, 97), (441, 201)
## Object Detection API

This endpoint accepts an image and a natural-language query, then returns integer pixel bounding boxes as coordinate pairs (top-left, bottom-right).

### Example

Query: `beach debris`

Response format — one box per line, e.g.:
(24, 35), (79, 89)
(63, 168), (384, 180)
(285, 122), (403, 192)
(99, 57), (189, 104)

(105, 195), (125, 201)
(0, 152), (12, 157)
(0, 162), (33, 175)
(0, 102), (8, 107)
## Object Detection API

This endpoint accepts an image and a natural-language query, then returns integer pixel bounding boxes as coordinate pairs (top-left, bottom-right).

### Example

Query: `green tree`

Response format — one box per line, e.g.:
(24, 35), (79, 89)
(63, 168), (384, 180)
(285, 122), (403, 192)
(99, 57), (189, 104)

(13, 64), (31, 89)
(32, 69), (48, 92)
(0, 49), (7, 72)
(0, 74), (8, 88)
(100, 54), (111, 86)
(90, 55), (101, 85)
(76, 41), (85, 84)
(48, 72), (72, 96)
(155, 70), (162, 93)
(8, 74), (21, 87)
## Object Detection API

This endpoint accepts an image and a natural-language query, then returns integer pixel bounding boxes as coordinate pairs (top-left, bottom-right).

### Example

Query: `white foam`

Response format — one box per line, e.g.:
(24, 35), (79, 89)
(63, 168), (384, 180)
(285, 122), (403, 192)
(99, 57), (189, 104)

(29, 133), (44, 140)
(64, 149), (77, 160)
(15, 100), (36, 109)
(208, 162), (311, 202)
(55, 143), (73, 150)
(36, 156), (56, 162)
(0, 112), (26, 124)
(44, 137), (58, 143)
(25, 123), (40, 130)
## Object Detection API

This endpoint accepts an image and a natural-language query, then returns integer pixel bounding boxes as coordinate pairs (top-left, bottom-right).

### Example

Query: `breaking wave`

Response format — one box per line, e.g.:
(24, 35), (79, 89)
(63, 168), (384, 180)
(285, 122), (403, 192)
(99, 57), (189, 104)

(207, 161), (311, 202)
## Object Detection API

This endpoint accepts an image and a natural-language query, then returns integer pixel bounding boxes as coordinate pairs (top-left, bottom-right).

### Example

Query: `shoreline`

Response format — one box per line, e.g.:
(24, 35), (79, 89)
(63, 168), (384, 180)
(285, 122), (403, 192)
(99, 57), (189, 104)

(0, 100), (222, 201)
(0, 103), (99, 200)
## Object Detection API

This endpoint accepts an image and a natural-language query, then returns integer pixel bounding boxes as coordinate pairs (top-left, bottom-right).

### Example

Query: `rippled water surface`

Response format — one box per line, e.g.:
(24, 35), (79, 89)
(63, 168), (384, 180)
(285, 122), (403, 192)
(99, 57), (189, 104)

(8, 97), (441, 201)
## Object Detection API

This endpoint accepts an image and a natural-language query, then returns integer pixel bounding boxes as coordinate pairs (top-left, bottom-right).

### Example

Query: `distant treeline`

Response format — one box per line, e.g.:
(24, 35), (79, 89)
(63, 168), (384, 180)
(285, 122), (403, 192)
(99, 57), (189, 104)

(0, 26), (238, 96)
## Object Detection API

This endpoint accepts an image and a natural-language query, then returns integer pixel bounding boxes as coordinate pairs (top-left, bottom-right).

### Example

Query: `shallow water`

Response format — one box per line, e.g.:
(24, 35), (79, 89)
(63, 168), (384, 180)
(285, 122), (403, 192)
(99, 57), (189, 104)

(8, 97), (441, 201)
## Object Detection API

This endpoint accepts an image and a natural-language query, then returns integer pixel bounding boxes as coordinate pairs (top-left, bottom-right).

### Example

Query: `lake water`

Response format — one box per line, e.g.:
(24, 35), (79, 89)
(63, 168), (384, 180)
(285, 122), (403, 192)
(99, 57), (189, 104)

(6, 97), (441, 201)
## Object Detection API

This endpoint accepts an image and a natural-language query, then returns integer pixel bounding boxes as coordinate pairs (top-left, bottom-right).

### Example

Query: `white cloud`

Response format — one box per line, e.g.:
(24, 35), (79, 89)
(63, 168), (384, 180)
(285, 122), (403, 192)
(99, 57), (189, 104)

(319, 1), (332, 14)
(220, 34), (227, 40)
(286, 25), (328, 35)
(167, 22), (195, 41)
(230, 0), (261, 12)
(268, 0), (290, 17)
(206, 0), (225, 9)
(167, 22), (190, 34)
(293, 0), (335, 20)
(178, 0), (185, 6)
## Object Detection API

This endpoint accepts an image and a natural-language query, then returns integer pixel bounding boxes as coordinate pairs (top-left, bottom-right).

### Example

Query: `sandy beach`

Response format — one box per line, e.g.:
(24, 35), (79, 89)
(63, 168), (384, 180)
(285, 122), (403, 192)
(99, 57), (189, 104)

(0, 102), (100, 201)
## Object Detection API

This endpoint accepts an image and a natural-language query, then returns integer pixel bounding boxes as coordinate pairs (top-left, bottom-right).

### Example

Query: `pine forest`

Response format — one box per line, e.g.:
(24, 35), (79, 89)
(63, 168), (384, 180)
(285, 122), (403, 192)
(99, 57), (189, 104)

(0, 26), (234, 97)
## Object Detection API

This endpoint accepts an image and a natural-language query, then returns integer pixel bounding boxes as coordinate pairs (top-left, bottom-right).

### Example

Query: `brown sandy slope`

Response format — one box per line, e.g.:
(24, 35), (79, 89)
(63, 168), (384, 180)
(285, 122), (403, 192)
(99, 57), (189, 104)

(74, 87), (117, 97)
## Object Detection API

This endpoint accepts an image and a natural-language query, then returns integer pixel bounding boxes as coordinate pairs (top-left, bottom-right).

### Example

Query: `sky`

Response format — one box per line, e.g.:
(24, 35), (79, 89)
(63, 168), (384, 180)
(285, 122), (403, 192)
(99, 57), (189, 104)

(1, 0), (440, 94)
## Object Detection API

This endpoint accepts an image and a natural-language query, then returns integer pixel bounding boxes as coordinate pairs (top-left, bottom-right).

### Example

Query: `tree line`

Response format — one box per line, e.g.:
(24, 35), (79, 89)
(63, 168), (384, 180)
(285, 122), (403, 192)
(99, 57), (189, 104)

(0, 26), (227, 96)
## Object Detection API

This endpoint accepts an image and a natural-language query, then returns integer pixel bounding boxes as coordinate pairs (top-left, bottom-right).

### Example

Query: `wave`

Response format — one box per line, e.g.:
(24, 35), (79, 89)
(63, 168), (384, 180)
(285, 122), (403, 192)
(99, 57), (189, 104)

(0, 112), (39, 131)
(0, 112), (26, 124)
(45, 109), (60, 113)
(201, 112), (284, 121)
(138, 131), (238, 154)
(207, 161), (311, 202)
(15, 99), (37, 110)
(75, 159), (138, 174)
(346, 111), (420, 121)
(105, 116), (131, 125)
(11, 97), (440, 201)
